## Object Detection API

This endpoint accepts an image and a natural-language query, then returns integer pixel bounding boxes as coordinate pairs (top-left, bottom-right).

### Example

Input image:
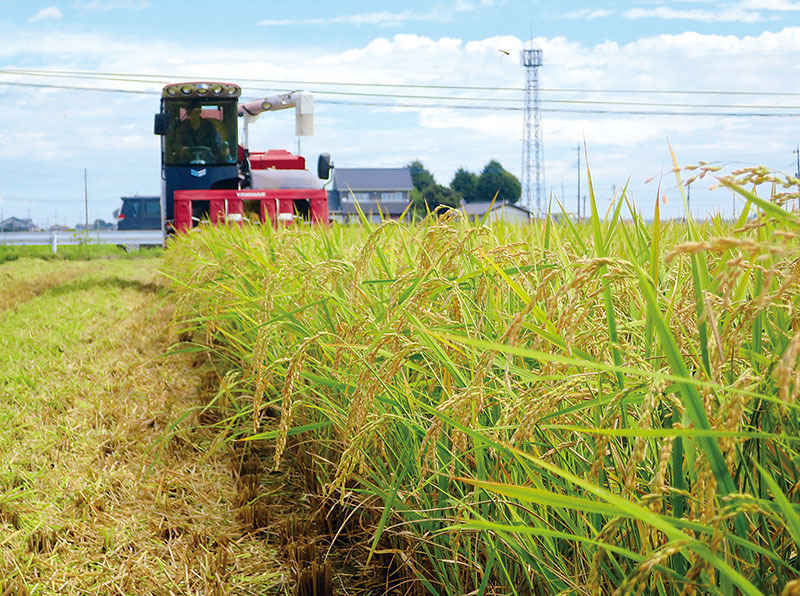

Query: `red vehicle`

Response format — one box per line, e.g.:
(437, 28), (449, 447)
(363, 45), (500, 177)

(153, 82), (332, 233)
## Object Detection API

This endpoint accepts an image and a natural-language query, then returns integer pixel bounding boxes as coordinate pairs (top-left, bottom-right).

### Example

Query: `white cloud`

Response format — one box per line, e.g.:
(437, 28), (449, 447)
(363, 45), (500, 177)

(72, 0), (149, 10)
(452, 0), (481, 10)
(258, 8), (454, 28)
(28, 6), (63, 22)
(418, 109), (518, 136)
(256, 0), (489, 27)
(257, 17), (323, 26)
(563, 8), (616, 19)
(738, 0), (800, 9)
(0, 128), (63, 160)
(623, 6), (763, 22)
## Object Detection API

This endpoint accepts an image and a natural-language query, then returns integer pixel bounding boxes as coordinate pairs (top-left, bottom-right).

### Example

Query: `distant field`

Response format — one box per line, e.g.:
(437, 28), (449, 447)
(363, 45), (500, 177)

(0, 243), (160, 264)
(165, 168), (800, 595)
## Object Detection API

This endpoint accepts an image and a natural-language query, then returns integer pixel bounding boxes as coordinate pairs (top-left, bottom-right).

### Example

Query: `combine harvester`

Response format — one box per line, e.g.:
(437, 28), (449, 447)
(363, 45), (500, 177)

(153, 81), (332, 234)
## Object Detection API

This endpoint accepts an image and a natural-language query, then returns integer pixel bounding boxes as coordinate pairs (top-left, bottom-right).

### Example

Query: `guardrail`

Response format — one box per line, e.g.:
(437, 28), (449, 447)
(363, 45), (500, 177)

(0, 230), (164, 252)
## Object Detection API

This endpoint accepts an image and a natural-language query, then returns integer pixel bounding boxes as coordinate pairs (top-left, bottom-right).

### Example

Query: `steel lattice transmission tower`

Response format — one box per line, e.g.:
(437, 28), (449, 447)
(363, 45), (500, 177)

(520, 48), (544, 215)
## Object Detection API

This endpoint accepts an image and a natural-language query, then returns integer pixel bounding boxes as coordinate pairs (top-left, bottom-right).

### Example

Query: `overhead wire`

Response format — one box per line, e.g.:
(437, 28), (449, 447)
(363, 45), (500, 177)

(242, 85), (800, 110)
(0, 72), (798, 118)
(319, 98), (798, 117)
(2, 67), (800, 97)
(0, 80), (155, 95)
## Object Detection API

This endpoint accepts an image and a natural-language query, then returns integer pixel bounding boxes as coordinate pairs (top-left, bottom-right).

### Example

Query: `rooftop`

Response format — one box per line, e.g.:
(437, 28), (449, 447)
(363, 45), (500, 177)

(333, 168), (413, 192)
(458, 201), (531, 216)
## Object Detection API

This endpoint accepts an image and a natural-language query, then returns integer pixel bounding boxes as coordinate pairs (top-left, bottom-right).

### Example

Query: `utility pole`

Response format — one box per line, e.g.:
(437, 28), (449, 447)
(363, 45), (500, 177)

(576, 144), (581, 220)
(794, 145), (799, 212)
(687, 184), (691, 218)
(84, 168), (89, 230)
(794, 145), (800, 178)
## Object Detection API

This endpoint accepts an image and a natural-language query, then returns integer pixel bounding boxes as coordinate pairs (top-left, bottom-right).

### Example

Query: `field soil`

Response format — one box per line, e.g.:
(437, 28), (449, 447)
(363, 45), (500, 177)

(0, 257), (284, 595)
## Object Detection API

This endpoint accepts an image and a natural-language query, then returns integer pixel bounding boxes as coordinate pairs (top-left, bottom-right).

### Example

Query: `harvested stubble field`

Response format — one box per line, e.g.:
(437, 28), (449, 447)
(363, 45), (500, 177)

(164, 166), (800, 595)
(0, 254), (287, 594)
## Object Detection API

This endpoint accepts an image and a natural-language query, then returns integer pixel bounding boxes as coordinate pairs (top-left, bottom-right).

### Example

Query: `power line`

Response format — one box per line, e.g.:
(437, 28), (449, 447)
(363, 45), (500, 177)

(316, 99), (799, 118)
(2, 67), (800, 97)
(0, 69), (800, 110)
(245, 85), (800, 110)
(3, 68), (800, 110)
(0, 80), (798, 118)
(0, 80), (155, 95)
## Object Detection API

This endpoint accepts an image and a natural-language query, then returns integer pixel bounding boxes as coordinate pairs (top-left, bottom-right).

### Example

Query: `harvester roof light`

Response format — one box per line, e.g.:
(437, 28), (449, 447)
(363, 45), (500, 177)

(163, 82), (240, 99)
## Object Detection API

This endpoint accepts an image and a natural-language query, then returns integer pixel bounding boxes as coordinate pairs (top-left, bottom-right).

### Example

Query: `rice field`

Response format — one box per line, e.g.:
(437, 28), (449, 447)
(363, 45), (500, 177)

(165, 165), (800, 595)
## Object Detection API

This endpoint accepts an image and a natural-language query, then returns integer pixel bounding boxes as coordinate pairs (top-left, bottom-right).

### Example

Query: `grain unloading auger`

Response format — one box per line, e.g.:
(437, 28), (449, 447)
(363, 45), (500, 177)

(154, 82), (333, 234)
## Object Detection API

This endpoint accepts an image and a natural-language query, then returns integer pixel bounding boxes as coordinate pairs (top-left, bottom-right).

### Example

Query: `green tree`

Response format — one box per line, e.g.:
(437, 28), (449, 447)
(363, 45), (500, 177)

(419, 184), (459, 211)
(408, 160), (460, 213)
(476, 160), (521, 204)
(450, 168), (479, 203)
(409, 160), (436, 191)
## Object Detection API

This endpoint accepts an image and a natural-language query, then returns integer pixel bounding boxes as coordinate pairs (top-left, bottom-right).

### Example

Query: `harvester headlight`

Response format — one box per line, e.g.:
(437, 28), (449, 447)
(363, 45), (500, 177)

(197, 87), (208, 95)
(166, 86), (177, 96)
(227, 86), (237, 95)
(212, 85), (223, 95)
(181, 85), (193, 95)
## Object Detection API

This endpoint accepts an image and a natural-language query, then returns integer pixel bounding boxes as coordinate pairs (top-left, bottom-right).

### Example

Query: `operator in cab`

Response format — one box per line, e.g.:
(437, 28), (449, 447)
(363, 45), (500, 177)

(169, 101), (231, 165)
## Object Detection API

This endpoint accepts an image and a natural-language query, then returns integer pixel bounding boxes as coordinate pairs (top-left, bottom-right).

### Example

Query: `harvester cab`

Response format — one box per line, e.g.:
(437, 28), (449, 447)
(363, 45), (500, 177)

(154, 81), (332, 233)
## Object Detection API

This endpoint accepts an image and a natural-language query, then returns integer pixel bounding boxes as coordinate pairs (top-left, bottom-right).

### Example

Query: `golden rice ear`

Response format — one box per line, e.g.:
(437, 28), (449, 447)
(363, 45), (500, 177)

(782, 580), (800, 596)
(273, 334), (319, 470)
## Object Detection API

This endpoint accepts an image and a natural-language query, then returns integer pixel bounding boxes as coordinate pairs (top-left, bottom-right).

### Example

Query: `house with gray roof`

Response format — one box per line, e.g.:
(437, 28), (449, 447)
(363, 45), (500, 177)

(459, 201), (532, 224)
(0, 217), (39, 232)
(330, 167), (413, 223)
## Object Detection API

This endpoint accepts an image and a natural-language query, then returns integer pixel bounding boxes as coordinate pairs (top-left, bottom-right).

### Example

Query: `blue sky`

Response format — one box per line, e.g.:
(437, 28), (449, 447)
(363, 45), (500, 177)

(1, 0), (799, 226)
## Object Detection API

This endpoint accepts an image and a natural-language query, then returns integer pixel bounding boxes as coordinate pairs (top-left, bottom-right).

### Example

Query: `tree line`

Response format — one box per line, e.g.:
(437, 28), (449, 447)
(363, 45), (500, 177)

(408, 160), (522, 212)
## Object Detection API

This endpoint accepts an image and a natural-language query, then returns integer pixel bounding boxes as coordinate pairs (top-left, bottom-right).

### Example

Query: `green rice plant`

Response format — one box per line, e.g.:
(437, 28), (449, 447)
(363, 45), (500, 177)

(165, 164), (800, 595)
